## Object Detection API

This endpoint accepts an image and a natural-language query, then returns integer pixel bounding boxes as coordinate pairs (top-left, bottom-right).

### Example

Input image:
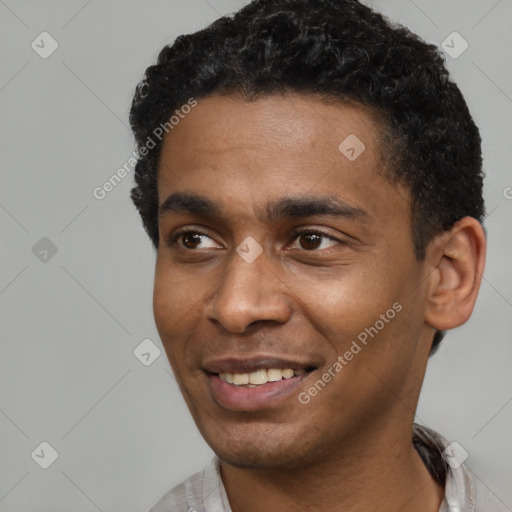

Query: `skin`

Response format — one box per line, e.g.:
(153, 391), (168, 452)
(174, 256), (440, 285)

(153, 93), (486, 511)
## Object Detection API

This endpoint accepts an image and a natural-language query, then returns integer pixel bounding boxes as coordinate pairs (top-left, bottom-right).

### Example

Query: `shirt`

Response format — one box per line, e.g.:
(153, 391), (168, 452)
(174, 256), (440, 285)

(149, 424), (508, 511)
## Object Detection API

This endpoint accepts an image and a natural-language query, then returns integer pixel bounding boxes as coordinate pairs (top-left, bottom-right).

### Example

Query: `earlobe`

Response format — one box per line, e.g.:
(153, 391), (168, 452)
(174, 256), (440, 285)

(424, 217), (486, 331)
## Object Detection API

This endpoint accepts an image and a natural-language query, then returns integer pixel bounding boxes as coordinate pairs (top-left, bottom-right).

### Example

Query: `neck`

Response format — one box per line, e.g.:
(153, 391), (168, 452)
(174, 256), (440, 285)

(220, 419), (444, 512)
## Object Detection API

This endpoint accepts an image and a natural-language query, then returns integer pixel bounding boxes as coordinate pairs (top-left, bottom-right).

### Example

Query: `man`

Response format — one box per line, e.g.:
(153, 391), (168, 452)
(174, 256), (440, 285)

(129, 0), (500, 510)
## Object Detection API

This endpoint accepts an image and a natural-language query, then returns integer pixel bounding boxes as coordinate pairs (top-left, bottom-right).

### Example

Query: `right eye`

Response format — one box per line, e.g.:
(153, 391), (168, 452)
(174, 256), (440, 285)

(168, 229), (221, 250)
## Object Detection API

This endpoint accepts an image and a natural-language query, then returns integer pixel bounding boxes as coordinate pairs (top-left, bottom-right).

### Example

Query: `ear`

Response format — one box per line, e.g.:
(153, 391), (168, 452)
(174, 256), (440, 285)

(424, 216), (486, 331)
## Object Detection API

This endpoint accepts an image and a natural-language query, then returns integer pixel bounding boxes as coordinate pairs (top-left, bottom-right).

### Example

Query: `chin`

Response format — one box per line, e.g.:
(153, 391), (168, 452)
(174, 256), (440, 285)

(216, 446), (307, 470)
(202, 424), (319, 470)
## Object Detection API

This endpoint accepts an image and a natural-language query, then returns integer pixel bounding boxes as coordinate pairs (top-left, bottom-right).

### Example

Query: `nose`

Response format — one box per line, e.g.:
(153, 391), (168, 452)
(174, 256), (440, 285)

(205, 248), (292, 334)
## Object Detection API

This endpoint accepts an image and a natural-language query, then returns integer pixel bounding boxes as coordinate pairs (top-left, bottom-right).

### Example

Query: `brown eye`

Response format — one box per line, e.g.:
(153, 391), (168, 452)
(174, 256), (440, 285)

(181, 233), (203, 249)
(298, 233), (323, 250)
(169, 229), (220, 250)
(290, 229), (340, 251)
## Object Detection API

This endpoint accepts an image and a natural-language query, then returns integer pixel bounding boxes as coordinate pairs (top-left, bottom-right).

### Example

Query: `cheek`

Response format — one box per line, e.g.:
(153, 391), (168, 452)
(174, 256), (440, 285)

(152, 260), (221, 377)
(289, 264), (397, 343)
(152, 269), (195, 366)
(152, 259), (209, 329)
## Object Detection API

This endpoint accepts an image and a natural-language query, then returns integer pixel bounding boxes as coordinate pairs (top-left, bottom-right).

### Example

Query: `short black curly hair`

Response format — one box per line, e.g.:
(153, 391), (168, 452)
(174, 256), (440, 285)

(129, 0), (485, 354)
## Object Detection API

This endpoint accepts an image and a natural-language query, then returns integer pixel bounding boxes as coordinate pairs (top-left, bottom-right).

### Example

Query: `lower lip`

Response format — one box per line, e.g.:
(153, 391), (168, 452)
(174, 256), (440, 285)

(206, 373), (310, 411)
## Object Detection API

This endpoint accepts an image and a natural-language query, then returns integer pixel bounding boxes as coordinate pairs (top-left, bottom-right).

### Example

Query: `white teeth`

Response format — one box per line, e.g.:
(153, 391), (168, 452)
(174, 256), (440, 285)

(219, 368), (303, 386)
(249, 369), (268, 385)
(267, 368), (283, 382)
(233, 373), (249, 385)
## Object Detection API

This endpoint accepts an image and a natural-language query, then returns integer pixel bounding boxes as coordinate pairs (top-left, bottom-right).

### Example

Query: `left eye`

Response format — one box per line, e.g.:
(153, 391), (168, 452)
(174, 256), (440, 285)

(289, 230), (341, 251)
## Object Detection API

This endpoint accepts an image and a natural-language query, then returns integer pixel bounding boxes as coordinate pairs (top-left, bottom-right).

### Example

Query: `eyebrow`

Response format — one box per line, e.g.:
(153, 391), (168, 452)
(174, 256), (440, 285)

(158, 193), (369, 223)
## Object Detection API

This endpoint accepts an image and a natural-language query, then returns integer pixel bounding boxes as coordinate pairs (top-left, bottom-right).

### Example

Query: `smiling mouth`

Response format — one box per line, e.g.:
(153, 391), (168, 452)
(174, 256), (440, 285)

(205, 365), (317, 389)
(204, 359), (318, 410)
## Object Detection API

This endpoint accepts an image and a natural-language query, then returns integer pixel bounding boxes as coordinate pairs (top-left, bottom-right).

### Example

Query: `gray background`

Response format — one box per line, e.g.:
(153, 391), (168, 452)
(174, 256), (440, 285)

(1, 0), (511, 511)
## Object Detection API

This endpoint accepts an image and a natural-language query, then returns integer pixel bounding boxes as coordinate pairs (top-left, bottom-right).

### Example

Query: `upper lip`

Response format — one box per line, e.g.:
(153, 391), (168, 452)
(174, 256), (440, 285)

(203, 356), (318, 375)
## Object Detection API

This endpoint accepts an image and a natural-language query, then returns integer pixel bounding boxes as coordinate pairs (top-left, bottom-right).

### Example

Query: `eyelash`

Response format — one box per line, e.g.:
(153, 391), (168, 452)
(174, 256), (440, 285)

(288, 228), (342, 250)
(168, 228), (344, 251)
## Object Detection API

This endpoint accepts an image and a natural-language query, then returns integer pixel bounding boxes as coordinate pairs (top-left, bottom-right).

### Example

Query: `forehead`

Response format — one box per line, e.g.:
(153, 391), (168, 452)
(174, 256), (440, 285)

(156, 93), (408, 226)
(159, 93), (384, 164)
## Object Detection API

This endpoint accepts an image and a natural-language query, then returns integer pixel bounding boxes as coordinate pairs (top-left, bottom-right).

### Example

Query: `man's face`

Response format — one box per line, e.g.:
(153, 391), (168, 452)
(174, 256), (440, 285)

(153, 94), (434, 469)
